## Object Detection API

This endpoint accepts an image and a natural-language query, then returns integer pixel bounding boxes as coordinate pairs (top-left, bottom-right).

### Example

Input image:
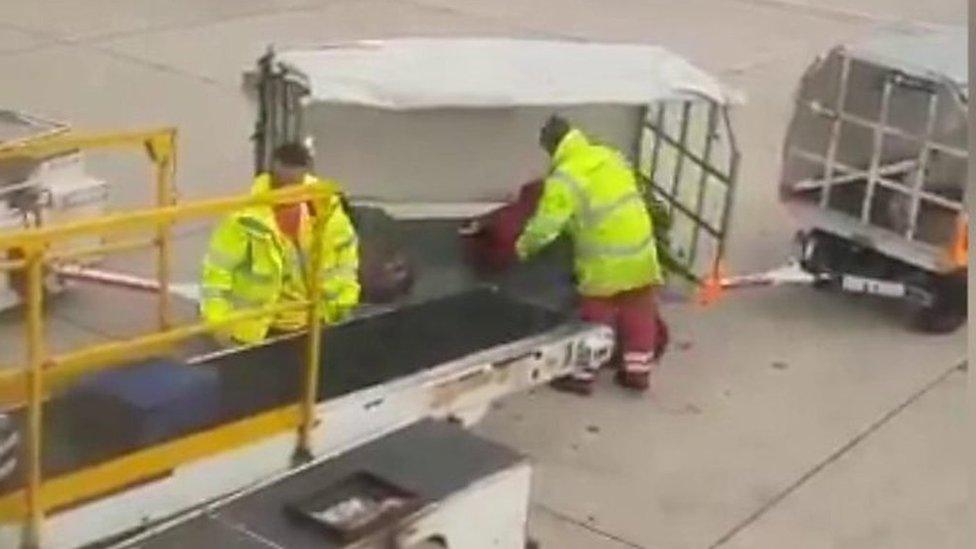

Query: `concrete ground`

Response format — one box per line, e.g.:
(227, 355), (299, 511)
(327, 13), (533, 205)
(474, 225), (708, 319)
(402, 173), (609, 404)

(0, 1), (968, 548)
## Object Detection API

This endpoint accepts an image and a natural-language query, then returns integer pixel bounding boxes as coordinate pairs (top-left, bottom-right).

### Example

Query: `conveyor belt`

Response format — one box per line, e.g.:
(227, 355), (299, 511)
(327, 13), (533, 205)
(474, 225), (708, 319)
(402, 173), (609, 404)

(0, 289), (565, 495)
(398, 218), (577, 312)
(131, 419), (523, 549)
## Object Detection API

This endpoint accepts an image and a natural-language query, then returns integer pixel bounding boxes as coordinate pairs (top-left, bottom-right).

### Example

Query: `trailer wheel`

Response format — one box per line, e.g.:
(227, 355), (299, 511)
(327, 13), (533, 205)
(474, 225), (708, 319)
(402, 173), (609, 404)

(799, 232), (838, 289)
(907, 271), (967, 334)
(408, 536), (447, 549)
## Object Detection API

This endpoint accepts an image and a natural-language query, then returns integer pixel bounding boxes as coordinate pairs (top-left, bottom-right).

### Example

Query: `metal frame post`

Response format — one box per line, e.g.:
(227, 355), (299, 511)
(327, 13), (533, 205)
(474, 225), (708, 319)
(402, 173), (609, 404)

(23, 245), (45, 549)
(906, 90), (940, 240)
(668, 102), (693, 219)
(251, 51), (311, 176)
(631, 106), (649, 165)
(146, 132), (176, 330)
(820, 54), (852, 208)
(297, 198), (329, 459)
(648, 105), (665, 185)
(687, 102), (719, 266)
(713, 106), (741, 283)
(254, 49), (273, 175)
(861, 76), (894, 223)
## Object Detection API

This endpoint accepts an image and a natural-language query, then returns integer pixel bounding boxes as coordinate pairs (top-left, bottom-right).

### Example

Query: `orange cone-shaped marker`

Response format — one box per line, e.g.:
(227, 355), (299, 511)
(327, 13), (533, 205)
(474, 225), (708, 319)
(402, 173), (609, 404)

(697, 262), (727, 306)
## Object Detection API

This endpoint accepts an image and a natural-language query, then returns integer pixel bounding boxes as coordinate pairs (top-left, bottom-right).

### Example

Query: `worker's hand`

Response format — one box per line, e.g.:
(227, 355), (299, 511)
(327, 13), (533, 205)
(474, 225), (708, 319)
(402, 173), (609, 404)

(210, 331), (239, 349)
(321, 303), (353, 325)
(458, 220), (483, 236)
(514, 238), (534, 262)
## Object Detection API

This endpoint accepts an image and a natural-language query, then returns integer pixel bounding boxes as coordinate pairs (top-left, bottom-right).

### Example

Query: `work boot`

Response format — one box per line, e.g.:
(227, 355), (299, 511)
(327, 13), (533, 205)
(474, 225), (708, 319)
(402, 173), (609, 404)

(618, 352), (654, 392)
(550, 374), (595, 396)
(615, 369), (650, 391)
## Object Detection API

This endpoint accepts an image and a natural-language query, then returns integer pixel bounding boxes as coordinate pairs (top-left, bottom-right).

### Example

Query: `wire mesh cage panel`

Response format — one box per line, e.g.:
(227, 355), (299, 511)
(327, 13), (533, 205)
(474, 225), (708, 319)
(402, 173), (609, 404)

(252, 51), (310, 176)
(639, 99), (738, 283)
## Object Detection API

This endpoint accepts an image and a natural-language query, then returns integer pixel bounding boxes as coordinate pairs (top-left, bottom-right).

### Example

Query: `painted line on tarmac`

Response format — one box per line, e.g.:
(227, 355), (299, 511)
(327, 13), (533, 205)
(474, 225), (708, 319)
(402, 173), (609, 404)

(534, 502), (647, 549)
(726, 0), (949, 27)
(709, 359), (967, 548)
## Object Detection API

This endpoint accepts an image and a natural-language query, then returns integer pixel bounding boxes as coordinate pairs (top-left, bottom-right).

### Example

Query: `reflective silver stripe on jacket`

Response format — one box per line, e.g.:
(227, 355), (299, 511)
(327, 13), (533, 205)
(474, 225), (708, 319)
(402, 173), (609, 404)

(549, 170), (645, 228)
(335, 234), (359, 251)
(200, 286), (268, 309)
(548, 170), (590, 214)
(523, 215), (566, 238)
(587, 192), (645, 226)
(236, 216), (274, 237)
(231, 294), (269, 308)
(237, 269), (276, 285)
(205, 248), (240, 270)
(576, 234), (655, 260)
(200, 286), (228, 300)
(323, 289), (342, 301)
(320, 264), (358, 283)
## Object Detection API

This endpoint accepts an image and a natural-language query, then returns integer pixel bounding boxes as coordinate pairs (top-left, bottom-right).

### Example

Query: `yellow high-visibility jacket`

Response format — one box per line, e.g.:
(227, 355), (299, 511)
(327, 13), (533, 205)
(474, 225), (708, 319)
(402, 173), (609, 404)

(200, 174), (360, 344)
(516, 129), (662, 297)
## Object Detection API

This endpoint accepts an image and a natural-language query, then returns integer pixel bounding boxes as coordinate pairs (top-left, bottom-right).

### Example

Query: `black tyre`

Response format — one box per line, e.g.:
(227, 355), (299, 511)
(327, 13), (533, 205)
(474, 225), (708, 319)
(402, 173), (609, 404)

(799, 231), (840, 290)
(906, 270), (967, 334)
(799, 231), (831, 274)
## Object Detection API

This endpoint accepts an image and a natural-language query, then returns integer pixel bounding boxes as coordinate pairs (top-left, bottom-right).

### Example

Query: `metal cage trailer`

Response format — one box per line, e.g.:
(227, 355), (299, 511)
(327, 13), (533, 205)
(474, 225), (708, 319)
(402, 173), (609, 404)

(742, 24), (968, 332)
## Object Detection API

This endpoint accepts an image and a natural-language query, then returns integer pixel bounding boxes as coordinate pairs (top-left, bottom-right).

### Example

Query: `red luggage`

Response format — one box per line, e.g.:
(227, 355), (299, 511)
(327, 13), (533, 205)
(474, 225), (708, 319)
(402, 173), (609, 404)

(461, 180), (544, 273)
(342, 203), (416, 304)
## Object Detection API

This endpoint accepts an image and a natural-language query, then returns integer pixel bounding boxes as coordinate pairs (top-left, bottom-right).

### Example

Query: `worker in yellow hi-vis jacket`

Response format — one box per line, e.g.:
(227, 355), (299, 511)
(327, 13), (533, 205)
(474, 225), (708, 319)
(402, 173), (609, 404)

(200, 143), (360, 346)
(516, 116), (667, 394)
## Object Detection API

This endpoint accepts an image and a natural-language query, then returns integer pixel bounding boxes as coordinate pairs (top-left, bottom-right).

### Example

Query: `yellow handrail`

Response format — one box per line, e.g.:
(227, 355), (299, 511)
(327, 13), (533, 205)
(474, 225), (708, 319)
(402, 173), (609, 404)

(0, 184), (332, 252)
(0, 127), (176, 161)
(0, 299), (311, 409)
(23, 247), (43, 549)
(1, 128), (336, 547)
(0, 405), (303, 522)
(48, 236), (153, 263)
(0, 128), (177, 332)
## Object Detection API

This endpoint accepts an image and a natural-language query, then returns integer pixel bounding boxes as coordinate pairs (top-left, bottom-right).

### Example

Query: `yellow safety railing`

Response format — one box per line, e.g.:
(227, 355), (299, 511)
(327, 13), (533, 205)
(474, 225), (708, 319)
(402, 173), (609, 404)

(0, 130), (335, 548)
(0, 127), (178, 331)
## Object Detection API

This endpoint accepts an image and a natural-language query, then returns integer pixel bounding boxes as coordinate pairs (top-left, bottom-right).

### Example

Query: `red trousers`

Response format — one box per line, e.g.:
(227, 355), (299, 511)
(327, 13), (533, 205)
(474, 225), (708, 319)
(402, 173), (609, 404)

(578, 285), (668, 378)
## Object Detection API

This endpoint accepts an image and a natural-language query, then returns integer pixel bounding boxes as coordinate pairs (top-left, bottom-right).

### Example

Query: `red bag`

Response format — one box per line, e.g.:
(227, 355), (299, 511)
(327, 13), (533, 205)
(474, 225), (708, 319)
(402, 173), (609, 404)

(349, 206), (415, 304)
(462, 180), (544, 273)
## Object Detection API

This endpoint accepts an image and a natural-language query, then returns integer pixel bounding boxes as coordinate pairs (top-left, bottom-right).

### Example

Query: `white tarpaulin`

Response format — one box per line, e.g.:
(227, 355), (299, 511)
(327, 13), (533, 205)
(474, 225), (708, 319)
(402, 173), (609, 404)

(844, 23), (967, 96)
(276, 38), (738, 110)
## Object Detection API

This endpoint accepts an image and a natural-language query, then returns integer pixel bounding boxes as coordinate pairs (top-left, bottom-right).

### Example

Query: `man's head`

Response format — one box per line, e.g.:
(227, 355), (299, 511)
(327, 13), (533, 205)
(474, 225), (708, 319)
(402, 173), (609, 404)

(271, 142), (313, 188)
(539, 115), (571, 156)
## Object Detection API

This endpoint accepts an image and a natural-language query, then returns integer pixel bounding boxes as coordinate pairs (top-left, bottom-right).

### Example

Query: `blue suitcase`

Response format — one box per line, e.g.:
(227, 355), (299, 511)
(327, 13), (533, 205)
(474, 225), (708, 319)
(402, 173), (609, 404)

(64, 359), (221, 449)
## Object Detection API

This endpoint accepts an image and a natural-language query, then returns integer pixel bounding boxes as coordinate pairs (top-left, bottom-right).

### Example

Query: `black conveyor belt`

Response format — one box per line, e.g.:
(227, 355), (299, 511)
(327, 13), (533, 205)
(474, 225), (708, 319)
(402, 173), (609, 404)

(136, 420), (524, 549)
(0, 289), (565, 495)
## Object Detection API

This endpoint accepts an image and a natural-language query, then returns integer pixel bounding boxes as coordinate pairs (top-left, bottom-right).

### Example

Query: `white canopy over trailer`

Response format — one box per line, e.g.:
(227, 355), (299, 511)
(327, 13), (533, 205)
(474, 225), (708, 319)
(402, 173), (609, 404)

(246, 38), (741, 284)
